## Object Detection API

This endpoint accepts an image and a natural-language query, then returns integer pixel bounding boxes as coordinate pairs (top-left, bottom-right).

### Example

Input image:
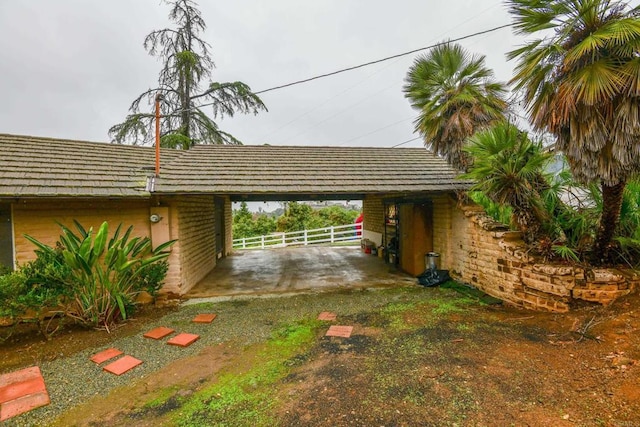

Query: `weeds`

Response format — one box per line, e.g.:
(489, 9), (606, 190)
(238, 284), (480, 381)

(171, 319), (321, 427)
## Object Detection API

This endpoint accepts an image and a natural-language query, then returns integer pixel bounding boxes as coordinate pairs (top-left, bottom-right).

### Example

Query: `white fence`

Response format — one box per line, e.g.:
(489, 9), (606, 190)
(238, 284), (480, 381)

(233, 224), (360, 250)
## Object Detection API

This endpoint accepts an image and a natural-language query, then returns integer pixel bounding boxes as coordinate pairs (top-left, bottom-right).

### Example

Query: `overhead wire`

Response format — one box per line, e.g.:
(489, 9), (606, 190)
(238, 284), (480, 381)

(158, 21), (511, 149)
(255, 3), (506, 144)
(184, 23), (512, 113)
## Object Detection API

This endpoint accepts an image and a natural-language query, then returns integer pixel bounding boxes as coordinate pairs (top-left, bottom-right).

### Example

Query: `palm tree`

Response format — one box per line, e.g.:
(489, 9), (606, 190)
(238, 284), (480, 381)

(507, 0), (640, 263)
(464, 122), (552, 244)
(403, 43), (507, 171)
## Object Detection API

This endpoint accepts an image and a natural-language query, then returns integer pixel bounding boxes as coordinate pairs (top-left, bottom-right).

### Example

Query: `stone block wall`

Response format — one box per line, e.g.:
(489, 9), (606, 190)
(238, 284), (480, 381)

(362, 195), (384, 246)
(434, 200), (638, 312)
(166, 195), (217, 294)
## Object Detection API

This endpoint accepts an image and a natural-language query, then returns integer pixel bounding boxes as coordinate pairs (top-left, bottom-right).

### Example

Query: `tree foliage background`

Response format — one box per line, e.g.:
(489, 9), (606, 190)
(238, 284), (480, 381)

(233, 202), (360, 240)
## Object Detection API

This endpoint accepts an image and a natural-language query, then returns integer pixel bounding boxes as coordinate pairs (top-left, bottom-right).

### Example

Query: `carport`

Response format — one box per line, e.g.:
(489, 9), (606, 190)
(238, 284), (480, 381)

(155, 144), (469, 296)
(186, 246), (416, 298)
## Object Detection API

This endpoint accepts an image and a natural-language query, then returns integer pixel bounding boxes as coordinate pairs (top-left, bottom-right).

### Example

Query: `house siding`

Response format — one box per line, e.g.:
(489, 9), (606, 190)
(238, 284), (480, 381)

(12, 199), (151, 264)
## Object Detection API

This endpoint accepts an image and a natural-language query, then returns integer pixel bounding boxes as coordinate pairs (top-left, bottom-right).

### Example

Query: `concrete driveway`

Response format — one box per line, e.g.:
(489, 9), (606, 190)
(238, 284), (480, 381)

(185, 246), (415, 298)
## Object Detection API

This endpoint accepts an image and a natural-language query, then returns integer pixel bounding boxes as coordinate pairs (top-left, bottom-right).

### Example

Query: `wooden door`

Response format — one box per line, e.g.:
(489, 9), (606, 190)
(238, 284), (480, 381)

(399, 203), (433, 276)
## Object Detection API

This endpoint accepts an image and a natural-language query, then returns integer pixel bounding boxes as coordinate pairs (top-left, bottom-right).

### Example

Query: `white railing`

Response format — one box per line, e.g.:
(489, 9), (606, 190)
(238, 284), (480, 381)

(233, 224), (361, 250)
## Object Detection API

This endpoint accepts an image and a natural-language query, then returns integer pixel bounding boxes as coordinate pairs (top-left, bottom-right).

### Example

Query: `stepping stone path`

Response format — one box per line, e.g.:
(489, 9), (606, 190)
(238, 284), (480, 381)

(90, 348), (124, 364)
(143, 326), (175, 340)
(103, 356), (143, 376)
(0, 366), (50, 421)
(192, 313), (217, 323)
(317, 311), (337, 321)
(90, 348), (143, 376)
(167, 333), (200, 347)
(325, 325), (354, 338)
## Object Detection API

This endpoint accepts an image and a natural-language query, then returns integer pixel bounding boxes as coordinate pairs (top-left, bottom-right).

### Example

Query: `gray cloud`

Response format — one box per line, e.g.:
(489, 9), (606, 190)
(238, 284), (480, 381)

(0, 0), (598, 148)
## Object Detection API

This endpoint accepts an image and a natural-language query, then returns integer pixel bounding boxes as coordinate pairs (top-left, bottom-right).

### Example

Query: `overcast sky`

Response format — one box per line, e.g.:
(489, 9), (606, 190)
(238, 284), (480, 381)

(0, 0), (624, 149)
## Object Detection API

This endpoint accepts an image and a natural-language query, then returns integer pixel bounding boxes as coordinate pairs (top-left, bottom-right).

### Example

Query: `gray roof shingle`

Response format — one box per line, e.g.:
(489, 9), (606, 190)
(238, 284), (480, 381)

(0, 134), (182, 197)
(154, 145), (470, 197)
(0, 134), (470, 198)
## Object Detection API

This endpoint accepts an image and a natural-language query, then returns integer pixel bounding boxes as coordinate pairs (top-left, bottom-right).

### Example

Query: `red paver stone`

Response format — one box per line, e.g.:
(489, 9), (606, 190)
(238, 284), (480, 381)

(143, 326), (175, 340)
(90, 348), (124, 364)
(0, 366), (41, 388)
(0, 377), (46, 403)
(0, 366), (50, 421)
(317, 311), (337, 321)
(325, 325), (354, 338)
(103, 355), (143, 376)
(167, 333), (200, 347)
(0, 392), (50, 422)
(192, 313), (217, 323)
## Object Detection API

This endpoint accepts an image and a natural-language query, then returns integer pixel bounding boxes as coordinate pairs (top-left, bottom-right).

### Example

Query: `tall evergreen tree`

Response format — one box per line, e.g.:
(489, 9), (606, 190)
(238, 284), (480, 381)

(109, 0), (266, 148)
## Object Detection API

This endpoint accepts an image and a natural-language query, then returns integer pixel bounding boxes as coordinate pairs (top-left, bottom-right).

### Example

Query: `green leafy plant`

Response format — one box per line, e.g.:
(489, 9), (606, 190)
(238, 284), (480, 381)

(25, 220), (175, 330)
(136, 260), (170, 298)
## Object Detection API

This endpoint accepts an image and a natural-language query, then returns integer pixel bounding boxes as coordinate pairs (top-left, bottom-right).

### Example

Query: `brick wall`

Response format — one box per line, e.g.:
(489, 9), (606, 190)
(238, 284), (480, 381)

(440, 203), (638, 312)
(363, 195), (384, 234)
(167, 195), (216, 294)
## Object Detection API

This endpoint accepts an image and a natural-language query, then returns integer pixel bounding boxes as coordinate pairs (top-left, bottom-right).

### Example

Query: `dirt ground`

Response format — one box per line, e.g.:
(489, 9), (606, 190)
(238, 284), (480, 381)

(2, 287), (640, 427)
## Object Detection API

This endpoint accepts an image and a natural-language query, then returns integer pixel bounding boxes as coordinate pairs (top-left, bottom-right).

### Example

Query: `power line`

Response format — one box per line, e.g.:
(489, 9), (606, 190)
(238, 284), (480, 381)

(255, 4), (506, 142)
(187, 23), (512, 113)
(391, 136), (422, 148)
(252, 23), (512, 96)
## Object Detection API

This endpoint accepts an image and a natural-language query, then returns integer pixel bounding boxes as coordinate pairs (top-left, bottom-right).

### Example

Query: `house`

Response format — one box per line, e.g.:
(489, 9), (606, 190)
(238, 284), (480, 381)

(3, 133), (635, 311)
(0, 133), (469, 295)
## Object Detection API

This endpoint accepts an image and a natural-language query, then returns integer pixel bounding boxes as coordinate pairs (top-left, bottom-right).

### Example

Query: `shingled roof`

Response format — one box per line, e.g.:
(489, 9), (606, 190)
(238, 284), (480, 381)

(154, 145), (469, 199)
(0, 134), (470, 199)
(0, 134), (181, 197)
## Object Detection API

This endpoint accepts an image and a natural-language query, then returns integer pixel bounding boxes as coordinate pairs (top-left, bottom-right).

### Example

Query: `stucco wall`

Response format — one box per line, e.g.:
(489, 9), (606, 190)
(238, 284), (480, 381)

(12, 199), (152, 264)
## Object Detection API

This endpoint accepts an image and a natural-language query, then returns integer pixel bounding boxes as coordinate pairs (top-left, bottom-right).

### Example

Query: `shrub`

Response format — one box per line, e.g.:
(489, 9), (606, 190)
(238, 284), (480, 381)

(0, 271), (28, 319)
(136, 260), (169, 298)
(25, 220), (175, 330)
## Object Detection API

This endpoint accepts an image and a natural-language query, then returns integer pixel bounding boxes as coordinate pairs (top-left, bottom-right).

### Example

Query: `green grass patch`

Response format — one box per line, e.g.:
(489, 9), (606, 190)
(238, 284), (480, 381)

(170, 319), (322, 427)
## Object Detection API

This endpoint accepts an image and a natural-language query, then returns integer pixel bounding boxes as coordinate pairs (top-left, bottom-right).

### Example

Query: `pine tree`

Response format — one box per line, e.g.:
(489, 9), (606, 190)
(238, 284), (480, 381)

(109, 0), (266, 148)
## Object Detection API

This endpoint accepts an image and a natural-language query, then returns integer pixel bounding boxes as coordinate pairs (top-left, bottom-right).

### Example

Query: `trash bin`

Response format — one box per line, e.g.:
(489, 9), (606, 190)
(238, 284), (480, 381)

(425, 252), (440, 271)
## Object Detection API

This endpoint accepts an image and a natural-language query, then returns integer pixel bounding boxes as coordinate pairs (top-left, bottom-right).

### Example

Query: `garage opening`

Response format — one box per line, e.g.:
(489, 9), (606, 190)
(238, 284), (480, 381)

(187, 194), (438, 298)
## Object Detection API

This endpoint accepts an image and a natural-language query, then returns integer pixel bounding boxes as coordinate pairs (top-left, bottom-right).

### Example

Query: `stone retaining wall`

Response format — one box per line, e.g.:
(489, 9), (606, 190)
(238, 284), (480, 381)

(442, 203), (639, 312)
